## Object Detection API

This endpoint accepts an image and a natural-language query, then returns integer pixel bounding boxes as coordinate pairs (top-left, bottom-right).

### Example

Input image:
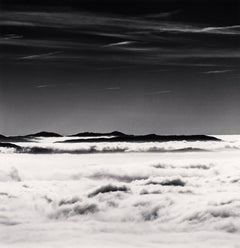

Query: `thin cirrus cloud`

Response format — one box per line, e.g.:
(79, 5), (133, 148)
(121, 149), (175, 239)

(1, 10), (239, 69)
(146, 90), (172, 95)
(0, 34), (23, 40)
(158, 25), (240, 35)
(1, 11), (240, 35)
(20, 51), (63, 60)
(36, 84), (57, 88)
(35, 82), (74, 88)
(105, 87), (121, 90)
(102, 41), (136, 48)
(202, 69), (235, 74)
(201, 25), (240, 35)
(143, 10), (181, 19)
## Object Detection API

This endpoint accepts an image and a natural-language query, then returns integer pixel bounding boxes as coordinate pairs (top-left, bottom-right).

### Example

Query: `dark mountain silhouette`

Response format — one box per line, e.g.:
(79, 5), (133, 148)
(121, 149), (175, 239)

(59, 134), (221, 143)
(0, 131), (62, 143)
(0, 134), (6, 139)
(26, 131), (62, 137)
(70, 131), (126, 137)
(0, 135), (30, 143)
(0, 142), (22, 150)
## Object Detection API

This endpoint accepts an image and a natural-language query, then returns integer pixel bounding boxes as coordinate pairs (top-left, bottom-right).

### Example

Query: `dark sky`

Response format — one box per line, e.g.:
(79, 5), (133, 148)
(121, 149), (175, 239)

(0, 0), (240, 135)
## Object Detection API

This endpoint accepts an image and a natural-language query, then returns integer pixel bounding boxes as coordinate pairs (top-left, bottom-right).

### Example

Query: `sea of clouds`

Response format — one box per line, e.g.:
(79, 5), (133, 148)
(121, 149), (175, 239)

(1, 135), (240, 154)
(0, 136), (240, 247)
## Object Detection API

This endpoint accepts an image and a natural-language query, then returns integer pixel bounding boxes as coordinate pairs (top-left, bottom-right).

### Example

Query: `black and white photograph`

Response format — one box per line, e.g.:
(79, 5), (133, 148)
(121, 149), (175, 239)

(0, 0), (240, 247)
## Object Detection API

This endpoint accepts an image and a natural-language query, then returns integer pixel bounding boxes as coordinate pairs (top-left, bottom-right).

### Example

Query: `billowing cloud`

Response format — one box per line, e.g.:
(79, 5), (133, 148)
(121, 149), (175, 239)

(0, 135), (240, 247)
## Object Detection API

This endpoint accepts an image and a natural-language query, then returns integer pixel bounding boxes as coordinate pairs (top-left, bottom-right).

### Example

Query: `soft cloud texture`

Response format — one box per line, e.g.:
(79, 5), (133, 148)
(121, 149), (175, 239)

(0, 136), (240, 247)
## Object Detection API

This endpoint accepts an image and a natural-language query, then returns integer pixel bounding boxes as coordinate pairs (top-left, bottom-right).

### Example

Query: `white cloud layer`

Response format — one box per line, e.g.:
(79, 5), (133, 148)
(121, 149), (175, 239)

(0, 135), (240, 247)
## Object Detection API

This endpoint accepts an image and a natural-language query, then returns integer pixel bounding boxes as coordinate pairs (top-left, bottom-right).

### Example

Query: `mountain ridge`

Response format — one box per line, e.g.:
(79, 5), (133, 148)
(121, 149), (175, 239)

(0, 131), (62, 142)
(0, 131), (221, 143)
(70, 131), (126, 137)
(58, 134), (221, 143)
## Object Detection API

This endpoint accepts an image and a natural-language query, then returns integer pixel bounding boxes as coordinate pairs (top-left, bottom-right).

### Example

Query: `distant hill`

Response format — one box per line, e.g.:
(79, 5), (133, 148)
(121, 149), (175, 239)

(0, 134), (6, 139)
(0, 131), (62, 143)
(59, 134), (221, 143)
(70, 131), (126, 137)
(0, 142), (22, 150)
(26, 131), (62, 137)
(0, 135), (30, 143)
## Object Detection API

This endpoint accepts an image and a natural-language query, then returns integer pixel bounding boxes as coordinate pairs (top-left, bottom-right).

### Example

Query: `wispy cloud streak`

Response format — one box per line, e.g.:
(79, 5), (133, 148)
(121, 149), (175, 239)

(0, 34), (23, 40)
(1, 10), (239, 68)
(1, 11), (240, 36)
(146, 90), (172, 95)
(105, 87), (121, 90)
(36, 84), (57, 88)
(20, 51), (62, 60)
(202, 69), (234, 74)
(102, 41), (135, 48)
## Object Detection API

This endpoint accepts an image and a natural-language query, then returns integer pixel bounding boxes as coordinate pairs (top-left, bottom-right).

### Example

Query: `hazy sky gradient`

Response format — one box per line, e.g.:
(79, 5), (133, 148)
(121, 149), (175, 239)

(0, 0), (239, 135)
